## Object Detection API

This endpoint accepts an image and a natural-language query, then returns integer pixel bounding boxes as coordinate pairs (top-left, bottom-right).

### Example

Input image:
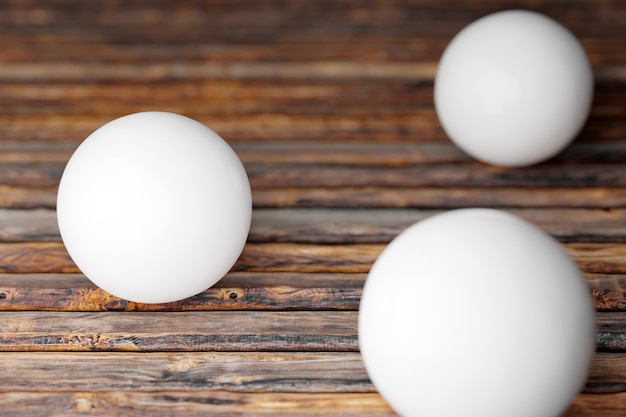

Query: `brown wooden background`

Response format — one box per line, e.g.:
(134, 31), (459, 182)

(0, 0), (625, 415)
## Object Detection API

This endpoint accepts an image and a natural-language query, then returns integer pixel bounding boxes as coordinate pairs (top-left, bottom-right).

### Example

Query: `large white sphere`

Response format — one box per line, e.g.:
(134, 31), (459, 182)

(434, 10), (593, 167)
(359, 208), (596, 417)
(57, 112), (251, 303)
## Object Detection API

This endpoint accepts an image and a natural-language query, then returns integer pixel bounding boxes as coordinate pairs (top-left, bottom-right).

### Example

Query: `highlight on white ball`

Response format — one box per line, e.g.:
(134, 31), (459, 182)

(57, 111), (252, 304)
(358, 208), (596, 417)
(434, 10), (594, 167)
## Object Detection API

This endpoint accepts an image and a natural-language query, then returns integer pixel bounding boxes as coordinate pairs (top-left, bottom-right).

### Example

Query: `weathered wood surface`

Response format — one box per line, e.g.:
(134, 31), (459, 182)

(0, 272), (363, 311)
(1, 0), (625, 415)
(4, 207), (626, 243)
(3, 240), (626, 275)
(0, 272), (626, 313)
(0, 391), (395, 417)
(0, 310), (625, 353)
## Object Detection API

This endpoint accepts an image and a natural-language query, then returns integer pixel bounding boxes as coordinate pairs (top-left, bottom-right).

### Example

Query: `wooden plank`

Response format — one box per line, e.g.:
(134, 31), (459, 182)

(247, 163), (626, 188)
(1, 111), (625, 143)
(0, 272), (363, 312)
(4, 207), (626, 243)
(3, 241), (626, 274)
(0, 391), (396, 417)
(252, 187), (626, 209)
(590, 274), (626, 312)
(0, 185), (57, 210)
(0, 352), (373, 392)
(587, 353), (626, 394)
(0, 0), (618, 30)
(0, 272), (623, 313)
(4, 185), (626, 210)
(0, 351), (622, 394)
(249, 208), (626, 243)
(597, 313), (626, 352)
(0, 82), (623, 124)
(0, 311), (358, 352)
(0, 242), (381, 274)
(0, 112), (444, 143)
(3, 161), (626, 189)
(567, 392), (626, 417)
(0, 390), (625, 417)
(0, 310), (625, 353)
(3, 140), (626, 169)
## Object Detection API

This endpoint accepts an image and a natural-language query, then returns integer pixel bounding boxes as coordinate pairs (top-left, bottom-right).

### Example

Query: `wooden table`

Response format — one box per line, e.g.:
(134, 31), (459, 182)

(0, 1), (625, 415)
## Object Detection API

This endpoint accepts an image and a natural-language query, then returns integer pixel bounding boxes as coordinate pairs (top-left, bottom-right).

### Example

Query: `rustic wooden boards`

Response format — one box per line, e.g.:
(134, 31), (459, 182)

(0, 0), (625, 415)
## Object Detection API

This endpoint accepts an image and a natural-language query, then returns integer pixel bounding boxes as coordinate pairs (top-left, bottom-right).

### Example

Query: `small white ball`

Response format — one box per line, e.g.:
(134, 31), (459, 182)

(434, 10), (593, 167)
(57, 112), (251, 303)
(359, 208), (596, 417)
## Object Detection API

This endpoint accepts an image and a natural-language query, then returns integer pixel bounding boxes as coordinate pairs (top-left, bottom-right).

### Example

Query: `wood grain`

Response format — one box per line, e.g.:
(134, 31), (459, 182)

(4, 185), (626, 210)
(0, 0), (624, 414)
(0, 391), (395, 417)
(0, 272), (624, 313)
(3, 160), (626, 188)
(0, 351), (622, 394)
(0, 311), (358, 352)
(5, 207), (626, 243)
(0, 391), (623, 417)
(0, 310), (625, 353)
(0, 352), (373, 392)
(3, 241), (626, 274)
(0, 272), (363, 312)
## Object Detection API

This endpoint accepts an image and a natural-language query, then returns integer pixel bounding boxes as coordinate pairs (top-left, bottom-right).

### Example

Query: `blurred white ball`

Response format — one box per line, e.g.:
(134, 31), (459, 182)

(434, 10), (593, 167)
(359, 208), (596, 417)
(57, 111), (251, 303)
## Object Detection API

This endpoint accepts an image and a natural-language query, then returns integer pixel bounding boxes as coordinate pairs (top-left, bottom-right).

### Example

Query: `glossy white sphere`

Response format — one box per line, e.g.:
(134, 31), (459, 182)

(57, 112), (251, 303)
(434, 10), (594, 167)
(359, 208), (596, 417)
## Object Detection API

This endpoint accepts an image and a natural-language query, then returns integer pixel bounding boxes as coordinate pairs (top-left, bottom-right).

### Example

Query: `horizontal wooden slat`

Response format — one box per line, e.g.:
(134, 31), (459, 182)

(3, 207), (626, 244)
(247, 163), (626, 188)
(0, 272), (624, 313)
(3, 161), (626, 189)
(0, 0), (619, 32)
(0, 390), (625, 417)
(4, 185), (626, 210)
(2, 241), (626, 274)
(0, 351), (621, 394)
(0, 310), (624, 353)
(0, 391), (396, 417)
(0, 242), (380, 273)
(5, 207), (626, 243)
(250, 208), (626, 243)
(0, 311), (357, 352)
(1, 111), (625, 143)
(4, 140), (626, 166)
(0, 272), (363, 311)
(0, 185), (57, 209)
(0, 82), (623, 121)
(566, 392), (626, 417)
(0, 352), (373, 392)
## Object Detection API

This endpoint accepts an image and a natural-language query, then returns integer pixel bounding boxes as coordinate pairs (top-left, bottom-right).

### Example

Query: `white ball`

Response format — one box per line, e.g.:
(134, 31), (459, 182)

(57, 112), (251, 303)
(359, 208), (596, 417)
(434, 10), (593, 167)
